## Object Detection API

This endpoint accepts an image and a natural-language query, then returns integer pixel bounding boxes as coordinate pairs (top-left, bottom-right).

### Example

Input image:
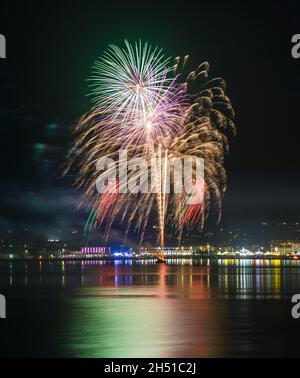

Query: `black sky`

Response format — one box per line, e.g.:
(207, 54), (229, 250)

(0, 0), (300, 237)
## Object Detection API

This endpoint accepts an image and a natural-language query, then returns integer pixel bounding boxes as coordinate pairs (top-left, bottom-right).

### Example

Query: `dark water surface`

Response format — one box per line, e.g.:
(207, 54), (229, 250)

(0, 259), (300, 357)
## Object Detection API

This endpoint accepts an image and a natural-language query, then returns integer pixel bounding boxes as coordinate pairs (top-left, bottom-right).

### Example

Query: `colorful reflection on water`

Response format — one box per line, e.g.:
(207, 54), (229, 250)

(0, 259), (300, 357)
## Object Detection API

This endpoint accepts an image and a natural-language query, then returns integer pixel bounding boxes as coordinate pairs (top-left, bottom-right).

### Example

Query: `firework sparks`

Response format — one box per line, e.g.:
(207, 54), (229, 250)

(88, 40), (188, 148)
(65, 40), (236, 247)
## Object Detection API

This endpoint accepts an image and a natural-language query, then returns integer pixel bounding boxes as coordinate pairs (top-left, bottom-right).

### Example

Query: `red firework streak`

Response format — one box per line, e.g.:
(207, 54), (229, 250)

(177, 179), (208, 229)
(96, 179), (119, 231)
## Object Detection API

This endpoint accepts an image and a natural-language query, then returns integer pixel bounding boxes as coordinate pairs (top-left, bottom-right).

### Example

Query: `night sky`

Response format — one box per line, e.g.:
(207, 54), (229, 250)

(0, 0), (299, 241)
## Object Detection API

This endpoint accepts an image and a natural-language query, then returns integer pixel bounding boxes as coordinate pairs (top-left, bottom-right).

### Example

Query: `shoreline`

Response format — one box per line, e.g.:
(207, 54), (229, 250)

(0, 255), (298, 262)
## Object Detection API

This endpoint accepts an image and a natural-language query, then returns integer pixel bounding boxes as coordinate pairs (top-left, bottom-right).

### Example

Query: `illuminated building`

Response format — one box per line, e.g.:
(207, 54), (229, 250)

(62, 246), (111, 259)
(81, 246), (109, 255)
(140, 247), (194, 257)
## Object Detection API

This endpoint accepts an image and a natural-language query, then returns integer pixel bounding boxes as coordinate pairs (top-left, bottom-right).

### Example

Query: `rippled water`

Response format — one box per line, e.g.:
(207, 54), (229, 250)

(0, 258), (300, 357)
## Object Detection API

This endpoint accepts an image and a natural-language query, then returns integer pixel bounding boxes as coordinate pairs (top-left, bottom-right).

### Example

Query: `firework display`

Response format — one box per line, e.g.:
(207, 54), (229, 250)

(65, 40), (236, 246)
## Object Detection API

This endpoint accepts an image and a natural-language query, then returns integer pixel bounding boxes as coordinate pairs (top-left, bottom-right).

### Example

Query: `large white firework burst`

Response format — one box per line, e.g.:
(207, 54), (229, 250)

(88, 40), (187, 143)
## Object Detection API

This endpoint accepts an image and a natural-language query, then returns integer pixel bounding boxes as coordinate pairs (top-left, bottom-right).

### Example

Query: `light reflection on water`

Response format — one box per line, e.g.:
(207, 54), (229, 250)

(0, 258), (300, 357)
